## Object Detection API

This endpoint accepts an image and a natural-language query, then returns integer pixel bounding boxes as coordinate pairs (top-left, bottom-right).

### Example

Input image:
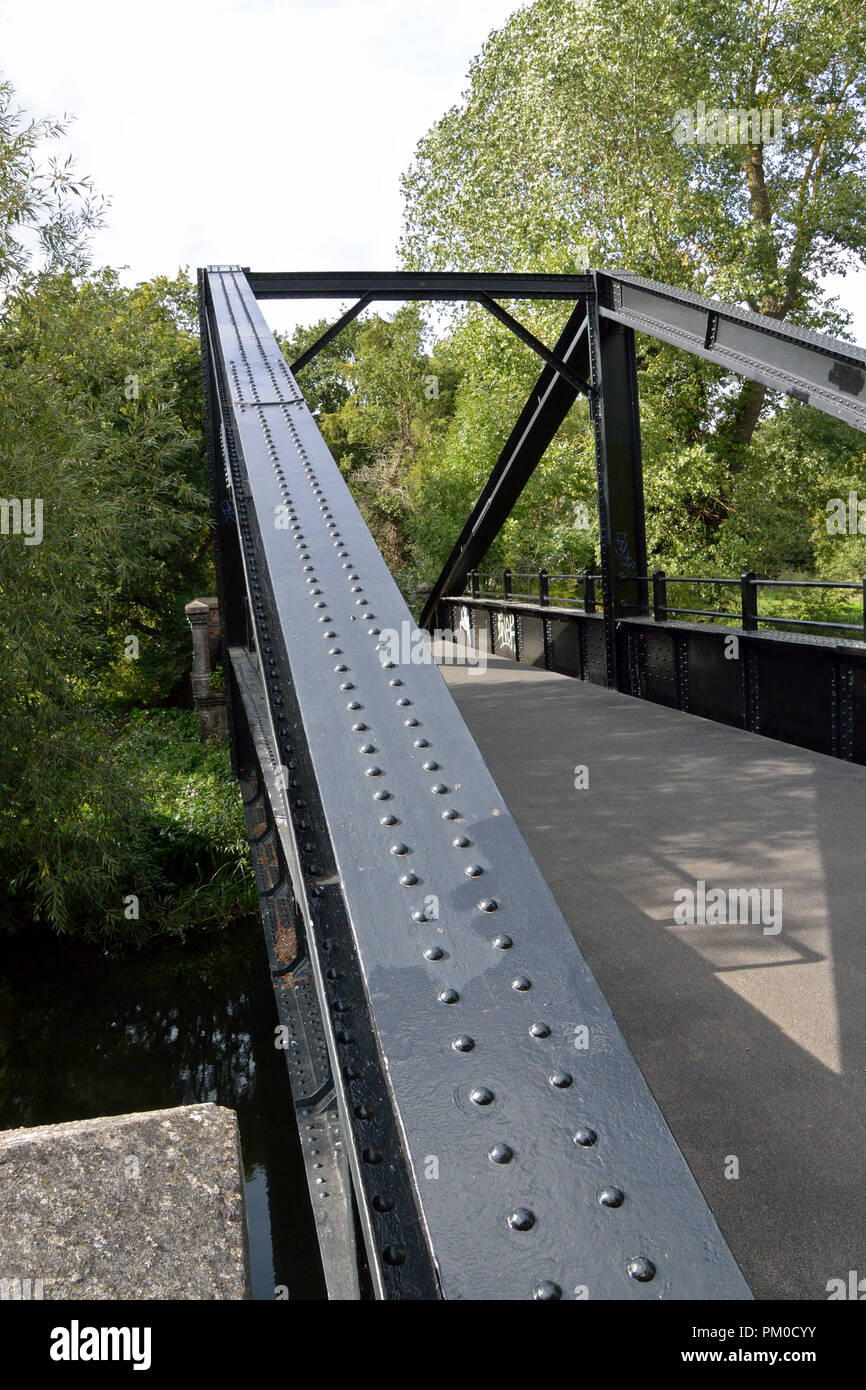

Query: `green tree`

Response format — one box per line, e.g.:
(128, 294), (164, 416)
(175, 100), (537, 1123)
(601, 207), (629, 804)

(0, 77), (253, 939)
(0, 77), (104, 285)
(399, 0), (866, 577)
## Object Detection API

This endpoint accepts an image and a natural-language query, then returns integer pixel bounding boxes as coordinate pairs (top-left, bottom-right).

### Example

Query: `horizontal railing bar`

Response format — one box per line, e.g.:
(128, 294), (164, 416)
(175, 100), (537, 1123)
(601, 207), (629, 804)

(618, 573), (861, 591)
(656, 606), (739, 620)
(756, 615), (862, 631)
(753, 578), (861, 590)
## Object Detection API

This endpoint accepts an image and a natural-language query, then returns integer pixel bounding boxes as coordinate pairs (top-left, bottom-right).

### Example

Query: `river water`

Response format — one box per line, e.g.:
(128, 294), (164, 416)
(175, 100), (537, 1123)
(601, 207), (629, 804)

(0, 916), (326, 1300)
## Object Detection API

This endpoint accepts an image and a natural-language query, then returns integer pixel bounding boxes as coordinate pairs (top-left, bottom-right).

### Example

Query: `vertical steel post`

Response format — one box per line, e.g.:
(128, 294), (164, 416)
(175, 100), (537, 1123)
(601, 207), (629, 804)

(652, 570), (667, 622)
(584, 570), (596, 614)
(588, 284), (649, 689)
(503, 569), (512, 603)
(741, 572), (758, 631)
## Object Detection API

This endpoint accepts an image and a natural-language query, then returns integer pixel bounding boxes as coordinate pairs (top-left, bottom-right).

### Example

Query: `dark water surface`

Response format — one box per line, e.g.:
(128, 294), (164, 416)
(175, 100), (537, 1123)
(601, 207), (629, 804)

(0, 917), (326, 1300)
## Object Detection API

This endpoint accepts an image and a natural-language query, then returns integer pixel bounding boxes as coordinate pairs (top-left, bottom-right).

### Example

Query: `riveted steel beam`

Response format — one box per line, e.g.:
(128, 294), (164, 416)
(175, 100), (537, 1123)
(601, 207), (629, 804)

(201, 264), (751, 1301)
(587, 293), (650, 689)
(247, 270), (594, 300)
(598, 270), (866, 432)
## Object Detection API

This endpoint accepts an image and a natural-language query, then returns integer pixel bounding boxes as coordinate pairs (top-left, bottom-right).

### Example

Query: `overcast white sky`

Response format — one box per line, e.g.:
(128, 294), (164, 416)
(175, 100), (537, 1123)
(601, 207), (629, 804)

(2, 0), (864, 342)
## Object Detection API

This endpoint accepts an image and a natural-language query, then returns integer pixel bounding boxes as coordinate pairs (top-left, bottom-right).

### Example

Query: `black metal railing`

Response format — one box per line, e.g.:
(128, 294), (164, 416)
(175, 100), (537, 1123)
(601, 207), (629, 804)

(467, 568), (603, 613)
(639, 571), (866, 641)
(465, 568), (866, 641)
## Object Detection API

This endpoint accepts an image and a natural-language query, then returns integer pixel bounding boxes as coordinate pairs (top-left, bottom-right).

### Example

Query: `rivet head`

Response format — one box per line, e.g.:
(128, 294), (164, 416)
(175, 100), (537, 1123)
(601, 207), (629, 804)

(404, 717), (419, 727)
(508, 1208), (535, 1231)
(422, 760), (439, 772)
(347, 701), (361, 711)
(380, 814), (398, 827)
(452, 1035), (475, 1052)
(390, 843), (409, 856)
(412, 909), (429, 923)
(533, 1281), (561, 1300)
(529, 1022), (551, 1038)
(599, 1186), (624, 1208)
(438, 988), (459, 1004)
(479, 898), (498, 912)
(340, 681), (354, 691)
(431, 783), (448, 795)
(359, 743), (376, 754)
(573, 1126), (598, 1147)
(400, 872), (419, 886)
(396, 698), (411, 707)
(512, 976), (531, 992)
(470, 1086), (494, 1106)
(365, 766), (382, 778)
(489, 1142), (513, 1164)
(352, 722), (367, 732)
(334, 664), (348, 673)
(628, 1257), (656, 1282)
(493, 934), (513, 950)
(372, 1193), (393, 1213)
(414, 738), (430, 748)
(550, 1071), (573, 1089)
(442, 809), (460, 821)
(452, 836), (470, 849)
(373, 790), (391, 801)
(383, 1244), (407, 1266)
(424, 945), (444, 961)
(465, 864), (483, 878)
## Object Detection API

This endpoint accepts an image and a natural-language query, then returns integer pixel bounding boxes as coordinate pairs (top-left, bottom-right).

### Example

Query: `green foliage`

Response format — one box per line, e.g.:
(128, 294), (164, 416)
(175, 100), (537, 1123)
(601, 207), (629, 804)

(0, 267), (211, 708)
(0, 78), (105, 285)
(395, 0), (866, 584)
(0, 708), (254, 943)
(0, 74), (249, 943)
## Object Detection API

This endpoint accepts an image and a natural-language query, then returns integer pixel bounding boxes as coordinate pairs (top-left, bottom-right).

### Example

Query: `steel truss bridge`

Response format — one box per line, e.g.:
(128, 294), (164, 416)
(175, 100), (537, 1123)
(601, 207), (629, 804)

(198, 265), (866, 1300)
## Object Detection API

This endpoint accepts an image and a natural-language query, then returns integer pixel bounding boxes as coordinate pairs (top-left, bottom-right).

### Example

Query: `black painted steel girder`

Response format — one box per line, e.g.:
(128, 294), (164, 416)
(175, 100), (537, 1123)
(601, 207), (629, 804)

(201, 264), (751, 1301)
(597, 270), (866, 433)
(247, 269), (594, 300)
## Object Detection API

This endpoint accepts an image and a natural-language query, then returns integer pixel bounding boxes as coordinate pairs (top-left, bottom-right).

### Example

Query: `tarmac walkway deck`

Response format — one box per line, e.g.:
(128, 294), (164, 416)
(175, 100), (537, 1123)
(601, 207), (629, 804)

(440, 650), (865, 1300)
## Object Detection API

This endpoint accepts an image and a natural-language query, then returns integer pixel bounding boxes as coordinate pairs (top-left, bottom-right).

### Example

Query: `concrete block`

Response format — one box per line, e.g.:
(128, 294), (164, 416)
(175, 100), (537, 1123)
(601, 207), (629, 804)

(0, 1103), (250, 1300)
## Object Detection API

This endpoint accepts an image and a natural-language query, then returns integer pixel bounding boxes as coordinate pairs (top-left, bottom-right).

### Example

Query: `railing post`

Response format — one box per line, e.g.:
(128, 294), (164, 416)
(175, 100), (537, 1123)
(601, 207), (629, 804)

(538, 569), (549, 607)
(741, 571), (757, 631)
(471, 570), (480, 600)
(583, 569), (596, 614)
(503, 569), (512, 603)
(862, 576), (866, 643)
(652, 570), (667, 622)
